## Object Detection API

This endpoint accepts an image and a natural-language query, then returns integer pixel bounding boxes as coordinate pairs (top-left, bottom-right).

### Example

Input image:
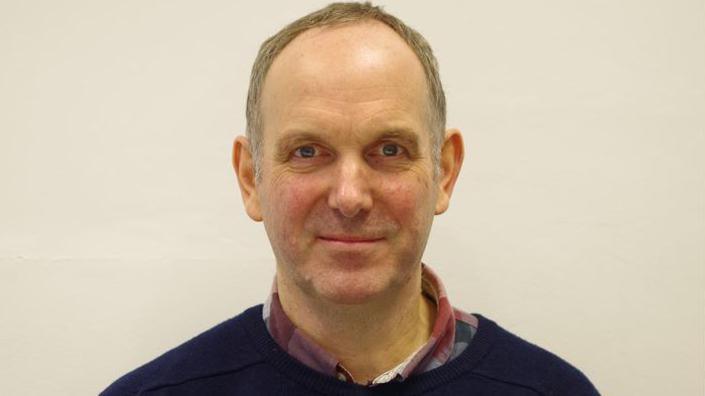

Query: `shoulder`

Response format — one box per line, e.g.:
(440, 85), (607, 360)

(100, 305), (268, 396)
(470, 314), (600, 396)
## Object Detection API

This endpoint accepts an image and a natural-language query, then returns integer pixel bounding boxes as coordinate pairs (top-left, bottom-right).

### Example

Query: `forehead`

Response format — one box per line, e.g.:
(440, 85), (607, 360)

(259, 21), (431, 143)
(271, 20), (424, 86)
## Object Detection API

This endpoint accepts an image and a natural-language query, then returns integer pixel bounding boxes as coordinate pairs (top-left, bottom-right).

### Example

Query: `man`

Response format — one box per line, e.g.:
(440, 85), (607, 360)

(103, 2), (599, 395)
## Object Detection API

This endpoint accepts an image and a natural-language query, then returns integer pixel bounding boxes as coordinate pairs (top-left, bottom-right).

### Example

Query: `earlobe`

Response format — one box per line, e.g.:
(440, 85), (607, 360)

(232, 136), (263, 222)
(434, 129), (464, 215)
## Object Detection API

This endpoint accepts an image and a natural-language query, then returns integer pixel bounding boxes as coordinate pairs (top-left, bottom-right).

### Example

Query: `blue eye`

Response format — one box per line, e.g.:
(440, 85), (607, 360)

(294, 145), (317, 158)
(381, 144), (400, 156)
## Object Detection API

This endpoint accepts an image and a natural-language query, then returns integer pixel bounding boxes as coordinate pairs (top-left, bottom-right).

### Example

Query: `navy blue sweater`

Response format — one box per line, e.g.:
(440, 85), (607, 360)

(102, 305), (599, 395)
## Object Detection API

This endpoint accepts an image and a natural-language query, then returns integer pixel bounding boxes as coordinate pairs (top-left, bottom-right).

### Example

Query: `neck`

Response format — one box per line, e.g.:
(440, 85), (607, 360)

(277, 269), (436, 384)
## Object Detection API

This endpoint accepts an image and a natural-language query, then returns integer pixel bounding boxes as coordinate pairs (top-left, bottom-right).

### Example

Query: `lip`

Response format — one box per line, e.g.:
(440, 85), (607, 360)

(317, 236), (384, 244)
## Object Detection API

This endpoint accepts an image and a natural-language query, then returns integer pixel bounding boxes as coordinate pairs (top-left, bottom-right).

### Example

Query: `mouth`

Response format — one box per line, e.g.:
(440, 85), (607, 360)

(317, 235), (384, 244)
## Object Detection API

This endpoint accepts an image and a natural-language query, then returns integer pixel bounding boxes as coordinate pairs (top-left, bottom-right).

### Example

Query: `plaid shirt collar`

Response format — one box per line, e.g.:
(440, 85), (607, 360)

(262, 264), (476, 385)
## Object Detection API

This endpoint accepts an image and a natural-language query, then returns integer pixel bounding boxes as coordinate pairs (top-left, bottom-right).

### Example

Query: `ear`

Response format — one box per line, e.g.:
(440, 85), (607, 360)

(434, 129), (465, 215)
(232, 136), (263, 221)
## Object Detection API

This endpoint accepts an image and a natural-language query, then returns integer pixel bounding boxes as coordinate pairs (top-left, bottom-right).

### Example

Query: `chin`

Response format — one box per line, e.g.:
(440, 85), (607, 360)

(309, 266), (401, 306)
(318, 286), (383, 305)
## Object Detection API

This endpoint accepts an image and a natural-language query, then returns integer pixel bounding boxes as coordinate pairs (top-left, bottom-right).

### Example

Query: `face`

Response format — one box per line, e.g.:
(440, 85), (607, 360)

(236, 22), (461, 305)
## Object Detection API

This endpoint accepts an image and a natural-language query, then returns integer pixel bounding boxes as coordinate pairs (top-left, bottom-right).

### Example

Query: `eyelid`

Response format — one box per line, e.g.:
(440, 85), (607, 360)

(292, 145), (317, 158)
(370, 141), (406, 156)
(290, 143), (331, 160)
(284, 140), (410, 163)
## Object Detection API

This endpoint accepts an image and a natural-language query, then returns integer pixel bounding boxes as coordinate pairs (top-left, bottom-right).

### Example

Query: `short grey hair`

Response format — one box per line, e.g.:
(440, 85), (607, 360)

(246, 2), (446, 179)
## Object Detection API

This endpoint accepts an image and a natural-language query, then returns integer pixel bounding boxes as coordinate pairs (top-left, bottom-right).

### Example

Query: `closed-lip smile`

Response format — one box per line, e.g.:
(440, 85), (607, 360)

(318, 235), (384, 243)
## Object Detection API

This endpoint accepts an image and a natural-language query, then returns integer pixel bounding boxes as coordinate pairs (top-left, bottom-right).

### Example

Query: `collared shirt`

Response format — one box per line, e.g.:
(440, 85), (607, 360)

(262, 265), (478, 386)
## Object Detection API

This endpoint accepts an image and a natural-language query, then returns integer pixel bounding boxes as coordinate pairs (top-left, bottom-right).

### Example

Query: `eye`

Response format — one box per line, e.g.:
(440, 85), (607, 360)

(380, 143), (402, 157)
(293, 145), (317, 158)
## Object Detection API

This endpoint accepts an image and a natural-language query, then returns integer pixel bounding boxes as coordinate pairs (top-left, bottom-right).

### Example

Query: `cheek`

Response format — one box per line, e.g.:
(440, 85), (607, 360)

(379, 175), (436, 226)
(263, 176), (322, 237)
(273, 182), (310, 217)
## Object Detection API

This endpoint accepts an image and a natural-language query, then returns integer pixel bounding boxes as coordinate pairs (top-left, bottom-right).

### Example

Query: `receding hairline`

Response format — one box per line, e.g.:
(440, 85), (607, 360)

(246, 2), (447, 179)
(277, 17), (409, 49)
(258, 19), (434, 126)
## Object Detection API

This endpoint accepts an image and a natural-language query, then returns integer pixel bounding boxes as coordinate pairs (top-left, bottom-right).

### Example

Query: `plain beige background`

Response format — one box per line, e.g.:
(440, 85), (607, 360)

(1, 1), (703, 395)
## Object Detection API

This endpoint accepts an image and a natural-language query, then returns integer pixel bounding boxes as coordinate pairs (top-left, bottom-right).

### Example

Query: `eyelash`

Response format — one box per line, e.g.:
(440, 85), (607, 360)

(289, 142), (406, 162)
(374, 143), (404, 157)
(293, 145), (319, 158)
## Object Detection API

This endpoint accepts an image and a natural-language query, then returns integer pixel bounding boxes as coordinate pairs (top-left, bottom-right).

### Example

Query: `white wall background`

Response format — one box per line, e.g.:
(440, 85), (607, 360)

(1, 1), (703, 395)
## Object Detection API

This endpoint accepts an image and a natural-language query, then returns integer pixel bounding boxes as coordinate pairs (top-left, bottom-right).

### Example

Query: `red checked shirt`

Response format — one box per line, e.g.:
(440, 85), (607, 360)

(262, 265), (479, 385)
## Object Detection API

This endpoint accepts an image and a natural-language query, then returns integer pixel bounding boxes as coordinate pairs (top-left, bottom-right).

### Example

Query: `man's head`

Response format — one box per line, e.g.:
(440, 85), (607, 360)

(246, 2), (447, 180)
(233, 2), (463, 305)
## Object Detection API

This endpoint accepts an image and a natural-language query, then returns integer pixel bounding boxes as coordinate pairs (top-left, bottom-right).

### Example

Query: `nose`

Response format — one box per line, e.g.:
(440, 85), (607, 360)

(328, 156), (373, 218)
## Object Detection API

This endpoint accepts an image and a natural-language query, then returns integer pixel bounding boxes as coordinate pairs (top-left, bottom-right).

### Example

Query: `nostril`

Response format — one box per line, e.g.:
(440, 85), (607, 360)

(329, 184), (371, 218)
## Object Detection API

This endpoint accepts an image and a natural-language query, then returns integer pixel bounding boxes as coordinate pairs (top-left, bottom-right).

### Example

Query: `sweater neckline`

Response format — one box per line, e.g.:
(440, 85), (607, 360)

(242, 304), (499, 395)
(262, 265), (472, 384)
